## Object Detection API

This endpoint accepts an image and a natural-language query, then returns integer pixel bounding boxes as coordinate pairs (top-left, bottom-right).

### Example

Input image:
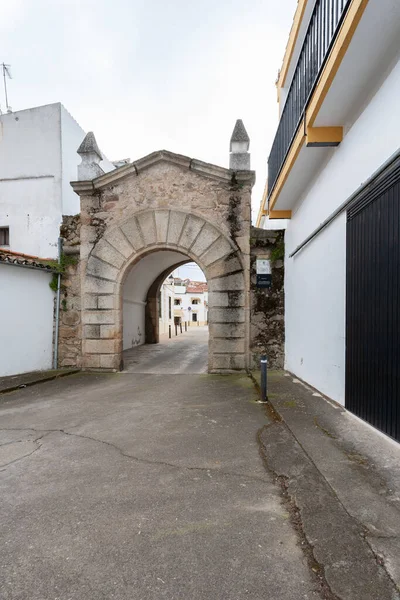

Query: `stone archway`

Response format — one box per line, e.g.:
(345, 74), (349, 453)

(83, 208), (248, 372)
(64, 145), (255, 373)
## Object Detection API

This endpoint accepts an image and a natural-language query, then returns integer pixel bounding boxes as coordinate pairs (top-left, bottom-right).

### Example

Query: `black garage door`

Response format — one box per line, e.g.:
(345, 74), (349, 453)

(346, 163), (400, 442)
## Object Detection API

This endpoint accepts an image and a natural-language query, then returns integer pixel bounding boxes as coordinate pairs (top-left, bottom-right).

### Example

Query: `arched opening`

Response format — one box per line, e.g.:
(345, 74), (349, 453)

(121, 249), (209, 372)
(82, 209), (249, 373)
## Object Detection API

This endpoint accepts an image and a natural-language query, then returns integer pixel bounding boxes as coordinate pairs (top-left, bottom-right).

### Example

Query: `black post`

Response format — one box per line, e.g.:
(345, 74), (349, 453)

(169, 325), (171, 339)
(175, 323), (178, 336)
(260, 355), (268, 402)
(180, 322), (182, 333)
(185, 321), (187, 332)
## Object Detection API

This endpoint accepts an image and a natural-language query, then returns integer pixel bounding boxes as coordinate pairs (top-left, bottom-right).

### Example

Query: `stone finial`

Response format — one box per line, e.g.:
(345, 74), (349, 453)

(77, 132), (105, 181)
(229, 119), (250, 170)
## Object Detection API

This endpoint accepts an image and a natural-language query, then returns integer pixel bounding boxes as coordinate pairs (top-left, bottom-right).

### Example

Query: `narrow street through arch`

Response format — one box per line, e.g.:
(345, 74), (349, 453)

(123, 325), (209, 374)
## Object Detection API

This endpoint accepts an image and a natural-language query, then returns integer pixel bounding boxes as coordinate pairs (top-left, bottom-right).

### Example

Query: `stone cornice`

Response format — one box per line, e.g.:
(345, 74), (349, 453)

(71, 149), (255, 194)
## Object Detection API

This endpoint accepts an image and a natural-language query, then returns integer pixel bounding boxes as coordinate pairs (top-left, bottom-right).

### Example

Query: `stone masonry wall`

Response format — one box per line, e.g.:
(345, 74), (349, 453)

(58, 215), (82, 368)
(250, 227), (285, 369)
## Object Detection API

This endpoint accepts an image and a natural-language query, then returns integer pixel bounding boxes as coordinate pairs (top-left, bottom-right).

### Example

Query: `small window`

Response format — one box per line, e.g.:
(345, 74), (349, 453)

(0, 227), (9, 246)
(174, 299), (181, 305)
(192, 298), (200, 305)
(192, 313), (198, 322)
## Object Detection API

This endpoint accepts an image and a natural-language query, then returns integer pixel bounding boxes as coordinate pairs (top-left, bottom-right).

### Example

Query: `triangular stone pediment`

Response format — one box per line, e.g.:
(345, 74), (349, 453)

(71, 149), (254, 193)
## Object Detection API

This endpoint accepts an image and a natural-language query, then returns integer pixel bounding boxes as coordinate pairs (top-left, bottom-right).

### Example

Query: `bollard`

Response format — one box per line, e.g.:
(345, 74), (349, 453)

(175, 323), (178, 336)
(185, 321), (187, 332)
(260, 355), (268, 402)
(180, 322), (182, 333)
(169, 325), (171, 339)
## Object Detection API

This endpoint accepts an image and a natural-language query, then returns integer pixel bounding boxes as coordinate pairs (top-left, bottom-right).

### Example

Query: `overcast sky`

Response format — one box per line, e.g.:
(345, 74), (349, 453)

(2, 0), (296, 280)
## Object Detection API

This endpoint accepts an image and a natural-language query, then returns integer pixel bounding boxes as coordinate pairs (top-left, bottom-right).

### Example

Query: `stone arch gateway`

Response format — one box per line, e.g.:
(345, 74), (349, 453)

(65, 144), (255, 373)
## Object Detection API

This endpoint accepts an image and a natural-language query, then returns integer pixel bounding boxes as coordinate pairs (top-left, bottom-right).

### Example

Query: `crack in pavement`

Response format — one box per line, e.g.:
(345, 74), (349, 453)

(0, 427), (269, 485)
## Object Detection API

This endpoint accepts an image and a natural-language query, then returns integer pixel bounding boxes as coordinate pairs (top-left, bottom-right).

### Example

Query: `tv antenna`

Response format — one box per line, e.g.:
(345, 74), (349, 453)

(2, 63), (12, 113)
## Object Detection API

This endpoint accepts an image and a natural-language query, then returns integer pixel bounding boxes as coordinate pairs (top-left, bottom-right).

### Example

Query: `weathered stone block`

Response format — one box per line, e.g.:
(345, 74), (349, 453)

(209, 323), (245, 338)
(155, 210), (170, 243)
(167, 211), (186, 245)
(82, 355), (101, 369)
(191, 223), (220, 257)
(83, 294), (98, 310)
(201, 236), (232, 266)
(61, 310), (80, 326)
(106, 227), (134, 258)
(137, 211), (157, 246)
(83, 310), (116, 325)
(212, 338), (245, 354)
(179, 215), (204, 250)
(120, 217), (143, 249)
(211, 307), (245, 323)
(85, 276), (116, 295)
(206, 255), (242, 279)
(209, 291), (245, 308)
(84, 325), (100, 338)
(83, 339), (119, 354)
(100, 354), (120, 369)
(209, 354), (231, 370)
(87, 256), (119, 282)
(208, 273), (245, 292)
(231, 354), (246, 370)
(92, 238), (125, 269)
(100, 324), (119, 339)
(97, 295), (115, 310)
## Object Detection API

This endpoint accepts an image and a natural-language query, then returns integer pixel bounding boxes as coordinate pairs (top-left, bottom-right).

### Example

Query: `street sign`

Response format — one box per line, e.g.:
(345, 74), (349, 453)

(256, 259), (272, 289)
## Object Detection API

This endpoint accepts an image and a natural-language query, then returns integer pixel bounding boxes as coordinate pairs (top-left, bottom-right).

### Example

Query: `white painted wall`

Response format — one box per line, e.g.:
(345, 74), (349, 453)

(159, 281), (175, 335)
(0, 265), (54, 376)
(122, 250), (188, 349)
(0, 103), (115, 258)
(284, 56), (400, 404)
(0, 104), (63, 258)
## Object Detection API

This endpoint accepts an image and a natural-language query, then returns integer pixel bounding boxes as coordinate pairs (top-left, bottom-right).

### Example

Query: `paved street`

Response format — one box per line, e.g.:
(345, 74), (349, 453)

(0, 371), (318, 600)
(123, 326), (209, 374)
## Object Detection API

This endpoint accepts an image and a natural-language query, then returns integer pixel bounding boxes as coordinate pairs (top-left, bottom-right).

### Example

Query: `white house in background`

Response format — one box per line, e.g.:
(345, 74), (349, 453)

(0, 102), (115, 376)
(0, 102), (114, 258)
(256, 0), (400, 442)
(171, 279), (208, 326)
(158, 275), (175, 336)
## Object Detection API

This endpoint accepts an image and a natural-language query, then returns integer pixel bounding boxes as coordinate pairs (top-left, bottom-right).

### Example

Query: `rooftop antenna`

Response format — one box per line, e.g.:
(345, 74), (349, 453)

(2, 63), (12, 113)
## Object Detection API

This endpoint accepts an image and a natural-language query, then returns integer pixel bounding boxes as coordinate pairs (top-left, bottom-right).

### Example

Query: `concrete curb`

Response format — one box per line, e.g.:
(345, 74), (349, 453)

(0, 370), (81, 396)
(248, 369), (400, 600)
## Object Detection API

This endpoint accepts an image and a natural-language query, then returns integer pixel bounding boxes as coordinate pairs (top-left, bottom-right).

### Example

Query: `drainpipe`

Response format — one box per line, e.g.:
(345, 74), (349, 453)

(53, 237), (63, 369)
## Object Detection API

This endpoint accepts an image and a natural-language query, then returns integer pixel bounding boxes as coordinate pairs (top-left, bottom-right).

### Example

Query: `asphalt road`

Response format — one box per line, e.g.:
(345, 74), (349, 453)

(0, 371), (319, 600)
(123, 326), (209, 373)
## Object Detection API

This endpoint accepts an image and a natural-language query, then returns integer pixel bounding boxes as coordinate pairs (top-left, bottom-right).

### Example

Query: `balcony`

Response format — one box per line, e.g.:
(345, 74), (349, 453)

(268, 0), (351, 200)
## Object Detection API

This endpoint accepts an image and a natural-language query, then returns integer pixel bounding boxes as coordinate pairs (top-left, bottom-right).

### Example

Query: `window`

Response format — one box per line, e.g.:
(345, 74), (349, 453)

(0, 227), (9, 246)
(192, 298), (200, 305)
(174, 299), (181, 305)
(192, 313), (198, 322)
(168, 296), (172, 319)
(159, 291), (162, 318)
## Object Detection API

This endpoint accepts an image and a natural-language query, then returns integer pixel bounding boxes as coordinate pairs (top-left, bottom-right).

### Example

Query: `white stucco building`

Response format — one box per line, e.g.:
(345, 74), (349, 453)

(0, 103), (113, 259)
(0, 103), (114, 376)
(257, 0), (400, 442)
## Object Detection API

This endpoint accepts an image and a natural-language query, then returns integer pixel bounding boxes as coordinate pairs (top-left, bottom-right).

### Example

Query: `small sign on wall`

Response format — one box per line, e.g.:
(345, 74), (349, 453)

(256, 258), (272, 288)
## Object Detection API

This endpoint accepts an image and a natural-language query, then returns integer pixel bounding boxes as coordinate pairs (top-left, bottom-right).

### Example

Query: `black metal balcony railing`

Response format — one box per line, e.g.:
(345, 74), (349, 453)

(268, 0), (352, 197)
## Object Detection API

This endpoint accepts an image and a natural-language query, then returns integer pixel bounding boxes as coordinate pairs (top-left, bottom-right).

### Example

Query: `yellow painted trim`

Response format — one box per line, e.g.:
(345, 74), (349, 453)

(269, 126), (307, 214)
(269, 210), (292, 219)
(277, 0), (309, 90)
(306, 0), (369, 127)
(255, 180), (269, 227)
(306, 126), (343, 146)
